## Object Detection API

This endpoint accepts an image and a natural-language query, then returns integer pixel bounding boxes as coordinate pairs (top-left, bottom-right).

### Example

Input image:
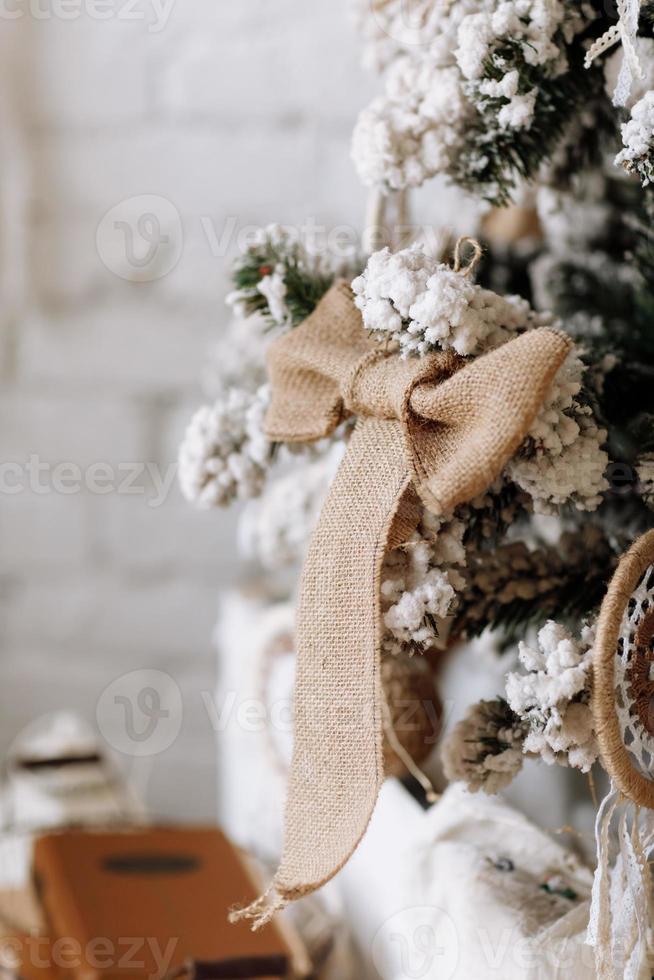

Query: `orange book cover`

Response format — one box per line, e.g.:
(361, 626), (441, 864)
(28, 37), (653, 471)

(32, 828), (307, 980)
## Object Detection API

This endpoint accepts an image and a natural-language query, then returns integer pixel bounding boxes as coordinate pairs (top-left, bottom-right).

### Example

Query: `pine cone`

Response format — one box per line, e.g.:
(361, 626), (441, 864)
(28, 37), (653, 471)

(454, 527), (614, 638)
(441, 697), (526, 794)
(381, 653), (442, 777)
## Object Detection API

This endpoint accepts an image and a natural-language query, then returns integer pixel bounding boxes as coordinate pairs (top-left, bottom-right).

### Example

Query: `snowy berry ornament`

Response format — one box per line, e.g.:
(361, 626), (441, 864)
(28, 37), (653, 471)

(593, 528), (654, 808)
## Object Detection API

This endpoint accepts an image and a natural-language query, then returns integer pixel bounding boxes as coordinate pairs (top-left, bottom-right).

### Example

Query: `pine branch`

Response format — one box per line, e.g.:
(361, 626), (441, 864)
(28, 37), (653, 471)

(453, 527), (617, 642)
(230, 239), (341, 328)
(459, 483), (529, 554)
(529, 178), (654, 455)
(449, 23), (609, 205)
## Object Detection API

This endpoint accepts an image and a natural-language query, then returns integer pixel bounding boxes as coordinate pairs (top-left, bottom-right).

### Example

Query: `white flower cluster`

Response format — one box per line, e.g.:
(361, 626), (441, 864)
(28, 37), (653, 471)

(351, 0), (590, 191)
(615, 90), (654, 185)
(505, 620), (599, 772)
(381, 511), (466, 654)
(506, 351), (609, 512)
(352, 243), (555, 357)
(238, 444), (344, 569)
(178, 385), (272, 508)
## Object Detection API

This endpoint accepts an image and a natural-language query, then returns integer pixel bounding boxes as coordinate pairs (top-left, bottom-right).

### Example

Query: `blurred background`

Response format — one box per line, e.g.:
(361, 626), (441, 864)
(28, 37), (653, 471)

(0, 0), (379, 821)
(0, 0), (475, 822)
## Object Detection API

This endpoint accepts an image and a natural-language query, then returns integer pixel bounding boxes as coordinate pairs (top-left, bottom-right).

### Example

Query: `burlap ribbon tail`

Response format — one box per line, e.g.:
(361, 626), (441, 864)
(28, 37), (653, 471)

(231, 281), (572, 927)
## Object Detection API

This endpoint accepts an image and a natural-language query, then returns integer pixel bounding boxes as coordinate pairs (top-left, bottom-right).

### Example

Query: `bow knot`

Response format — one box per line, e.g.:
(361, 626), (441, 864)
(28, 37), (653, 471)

(265, 280), (570, 515)
(265, 281), (460, 444)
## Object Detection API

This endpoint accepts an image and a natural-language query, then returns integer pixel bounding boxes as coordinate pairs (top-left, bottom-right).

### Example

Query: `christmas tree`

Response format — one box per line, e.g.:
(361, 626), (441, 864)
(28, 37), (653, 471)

(179, 1), (654, 972)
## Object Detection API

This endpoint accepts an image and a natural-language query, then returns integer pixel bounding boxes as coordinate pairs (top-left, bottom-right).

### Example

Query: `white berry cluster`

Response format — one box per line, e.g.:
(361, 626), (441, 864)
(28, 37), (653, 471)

(506, 351), (609, 512)
(352, 56), (469, 191)
(351, 0), (590, 192)
(505, 620), (598, 772)
(381, 511), (467, 655)
(178, 385), (272, 508)
(351, 0), (472, 192)
(455, 1), (579, 81)
(351, 243), (555, 357)
(615, 90), (654, 186)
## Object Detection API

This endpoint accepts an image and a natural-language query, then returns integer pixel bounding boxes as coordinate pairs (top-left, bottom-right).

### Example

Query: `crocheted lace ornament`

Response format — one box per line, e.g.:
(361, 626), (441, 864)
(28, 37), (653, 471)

(593, 529), (654, 807)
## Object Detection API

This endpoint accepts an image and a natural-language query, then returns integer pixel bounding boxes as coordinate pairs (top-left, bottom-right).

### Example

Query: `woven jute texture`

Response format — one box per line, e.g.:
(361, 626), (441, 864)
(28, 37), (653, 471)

(232, 281), (572, 925)
(593, 529), (654, 809)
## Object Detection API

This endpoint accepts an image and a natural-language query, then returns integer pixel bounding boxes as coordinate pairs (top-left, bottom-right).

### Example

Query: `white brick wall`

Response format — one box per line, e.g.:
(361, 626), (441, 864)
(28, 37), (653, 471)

(0, 0), (376, 821)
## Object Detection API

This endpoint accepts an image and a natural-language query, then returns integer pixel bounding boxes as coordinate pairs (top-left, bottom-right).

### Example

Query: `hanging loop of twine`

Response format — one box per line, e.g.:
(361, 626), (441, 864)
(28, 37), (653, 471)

(380, 690), (439, 804)
(452, 236), (483, 278)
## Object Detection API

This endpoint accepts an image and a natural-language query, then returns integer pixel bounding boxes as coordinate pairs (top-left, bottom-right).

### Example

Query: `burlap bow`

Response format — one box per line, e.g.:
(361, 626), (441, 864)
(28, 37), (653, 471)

(232, 280), (572, 926)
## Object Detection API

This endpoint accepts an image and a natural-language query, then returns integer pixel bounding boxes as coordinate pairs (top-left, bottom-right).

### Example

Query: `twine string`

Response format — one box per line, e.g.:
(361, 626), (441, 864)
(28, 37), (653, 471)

(453, 236), (483, 277)
(380, 691), (439, 804)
